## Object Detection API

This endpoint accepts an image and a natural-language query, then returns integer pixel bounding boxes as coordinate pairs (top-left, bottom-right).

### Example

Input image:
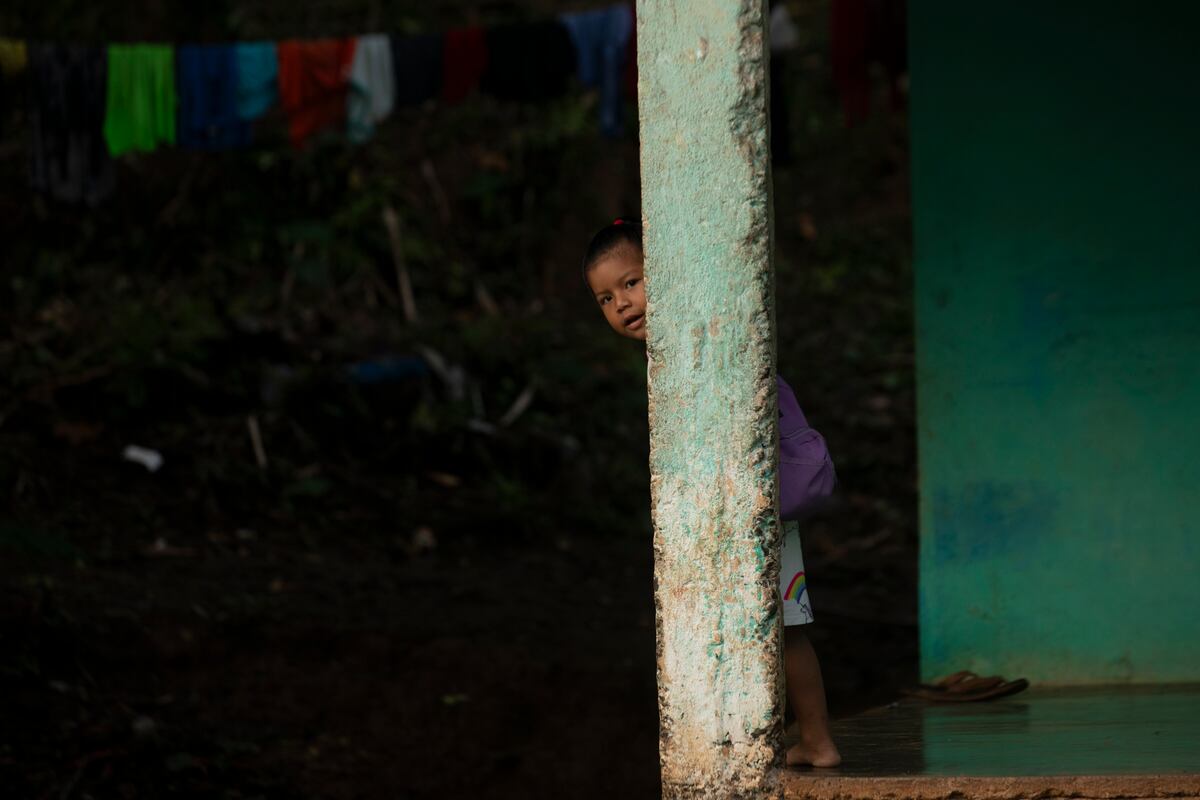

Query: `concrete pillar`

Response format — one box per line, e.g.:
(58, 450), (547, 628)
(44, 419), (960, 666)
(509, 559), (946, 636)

(636, 2), (782, 797)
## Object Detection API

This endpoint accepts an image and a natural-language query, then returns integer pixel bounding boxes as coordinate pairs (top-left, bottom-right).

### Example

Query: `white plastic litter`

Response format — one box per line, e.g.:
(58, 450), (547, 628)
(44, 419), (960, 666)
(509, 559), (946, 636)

(123, 445), (164, 473)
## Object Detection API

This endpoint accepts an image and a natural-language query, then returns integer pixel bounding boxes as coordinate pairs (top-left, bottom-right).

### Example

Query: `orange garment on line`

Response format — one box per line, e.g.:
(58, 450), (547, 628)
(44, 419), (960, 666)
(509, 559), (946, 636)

(277, 38), (356, 147)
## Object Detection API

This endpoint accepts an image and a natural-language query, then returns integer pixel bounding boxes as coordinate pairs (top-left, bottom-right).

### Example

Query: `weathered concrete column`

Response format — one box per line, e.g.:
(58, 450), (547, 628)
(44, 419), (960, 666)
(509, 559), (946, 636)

(636, 2), (782, 797)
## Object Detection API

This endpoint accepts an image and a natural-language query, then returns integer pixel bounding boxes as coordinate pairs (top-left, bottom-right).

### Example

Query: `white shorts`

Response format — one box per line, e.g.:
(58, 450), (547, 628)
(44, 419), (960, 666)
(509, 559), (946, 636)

(780, 520), (814, 627)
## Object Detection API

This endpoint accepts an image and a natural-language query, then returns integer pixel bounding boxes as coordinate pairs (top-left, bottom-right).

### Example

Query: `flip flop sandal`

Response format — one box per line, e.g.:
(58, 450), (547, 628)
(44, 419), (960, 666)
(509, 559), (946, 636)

(902, 670), (1030, 702)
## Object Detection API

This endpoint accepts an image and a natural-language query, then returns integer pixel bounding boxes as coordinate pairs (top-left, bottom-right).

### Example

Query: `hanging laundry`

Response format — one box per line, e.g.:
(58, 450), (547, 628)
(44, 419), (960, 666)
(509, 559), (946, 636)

(103, 43), (176, 156)
(770, 0), (799, 166)
(235, 41), (278, 121)
(0, 38), (27, 78)
(347, 33), (395, 144)
(830, 0), (906, 126)
(0, 38), (27, 130)
(441, 27), (487, 105)
(390, 33), (441, 107)
(277, 38), (356, 148)
(560, 4), (634, 137)
(770, 2), (801, 53)
(561, 12), (603, 87)
(868, 0), (907, 113)
(622, 1), (637, 102)
(177, 44), (249, 150)
(481, 20), (574, 103)
(28, 44), (114, 205)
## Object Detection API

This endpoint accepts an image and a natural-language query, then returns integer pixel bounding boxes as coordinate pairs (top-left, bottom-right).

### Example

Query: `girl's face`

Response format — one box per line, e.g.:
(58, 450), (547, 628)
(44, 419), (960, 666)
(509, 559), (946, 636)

(586, 245), (647, 341)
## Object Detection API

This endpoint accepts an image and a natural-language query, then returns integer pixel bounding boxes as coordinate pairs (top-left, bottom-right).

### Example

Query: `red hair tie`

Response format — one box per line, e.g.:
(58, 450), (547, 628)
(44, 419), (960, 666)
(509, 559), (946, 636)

(612, 218), (624, 226)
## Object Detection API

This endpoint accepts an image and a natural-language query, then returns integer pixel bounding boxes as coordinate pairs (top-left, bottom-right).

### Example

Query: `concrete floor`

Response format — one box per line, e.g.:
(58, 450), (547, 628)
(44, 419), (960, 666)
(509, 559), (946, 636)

(782, 684), (1200, 799)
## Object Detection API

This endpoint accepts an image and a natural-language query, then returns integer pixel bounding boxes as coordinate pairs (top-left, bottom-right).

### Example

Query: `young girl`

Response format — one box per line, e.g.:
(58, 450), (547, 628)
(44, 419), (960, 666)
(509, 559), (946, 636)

(583, 218), (842, 769)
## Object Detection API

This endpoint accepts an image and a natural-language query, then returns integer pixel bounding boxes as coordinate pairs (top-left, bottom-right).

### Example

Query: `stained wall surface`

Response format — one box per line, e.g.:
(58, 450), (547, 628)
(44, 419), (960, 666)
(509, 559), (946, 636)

(910, 1), (1200, 682)
(637, 1), (782, 796)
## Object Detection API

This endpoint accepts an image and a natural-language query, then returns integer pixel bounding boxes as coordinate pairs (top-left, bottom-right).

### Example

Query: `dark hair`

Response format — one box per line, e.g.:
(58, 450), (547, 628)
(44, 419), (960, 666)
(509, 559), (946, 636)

(582, 217), (643, 286)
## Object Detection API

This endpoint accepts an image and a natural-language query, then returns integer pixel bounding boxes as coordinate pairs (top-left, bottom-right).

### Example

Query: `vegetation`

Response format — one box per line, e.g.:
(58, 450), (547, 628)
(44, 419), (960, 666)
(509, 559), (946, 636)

(0, 2), (914, 796)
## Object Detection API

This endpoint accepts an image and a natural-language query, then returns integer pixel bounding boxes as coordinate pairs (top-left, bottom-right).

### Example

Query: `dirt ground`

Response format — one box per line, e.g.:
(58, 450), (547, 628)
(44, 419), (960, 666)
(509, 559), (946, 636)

(1, 494), (914, 799)
(1, 510), (660, 799)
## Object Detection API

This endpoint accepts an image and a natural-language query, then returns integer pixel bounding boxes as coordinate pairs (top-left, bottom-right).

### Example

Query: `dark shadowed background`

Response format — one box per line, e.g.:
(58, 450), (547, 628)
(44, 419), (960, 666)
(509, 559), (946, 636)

(0, 1), (913, 797)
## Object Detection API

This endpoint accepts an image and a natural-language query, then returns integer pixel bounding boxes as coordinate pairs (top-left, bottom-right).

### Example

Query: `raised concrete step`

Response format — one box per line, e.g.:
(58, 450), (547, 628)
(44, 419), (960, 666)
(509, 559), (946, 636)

(783, 685), (1200, 799)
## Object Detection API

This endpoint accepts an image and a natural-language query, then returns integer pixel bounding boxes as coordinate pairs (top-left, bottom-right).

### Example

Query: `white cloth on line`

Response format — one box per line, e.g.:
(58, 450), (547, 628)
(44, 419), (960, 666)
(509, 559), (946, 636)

(347, 34), (395, 143)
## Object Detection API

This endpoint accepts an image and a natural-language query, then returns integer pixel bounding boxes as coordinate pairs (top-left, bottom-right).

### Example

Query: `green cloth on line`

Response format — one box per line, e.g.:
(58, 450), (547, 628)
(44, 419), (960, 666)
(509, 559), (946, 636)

(103, 44), (176, 155)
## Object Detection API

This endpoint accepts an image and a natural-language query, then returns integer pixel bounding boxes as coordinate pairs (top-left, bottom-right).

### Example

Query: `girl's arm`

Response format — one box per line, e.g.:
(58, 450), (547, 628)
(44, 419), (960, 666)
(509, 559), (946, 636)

(778, 375), (836, 521)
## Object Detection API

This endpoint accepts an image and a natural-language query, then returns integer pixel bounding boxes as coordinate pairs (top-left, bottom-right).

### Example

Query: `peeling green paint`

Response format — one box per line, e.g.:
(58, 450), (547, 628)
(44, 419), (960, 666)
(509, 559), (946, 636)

(637, 1), (783, 796)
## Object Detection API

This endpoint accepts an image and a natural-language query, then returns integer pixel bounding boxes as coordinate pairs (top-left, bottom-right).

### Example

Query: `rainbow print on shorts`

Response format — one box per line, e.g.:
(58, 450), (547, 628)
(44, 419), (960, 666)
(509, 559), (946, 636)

(784, 571), (808, 603)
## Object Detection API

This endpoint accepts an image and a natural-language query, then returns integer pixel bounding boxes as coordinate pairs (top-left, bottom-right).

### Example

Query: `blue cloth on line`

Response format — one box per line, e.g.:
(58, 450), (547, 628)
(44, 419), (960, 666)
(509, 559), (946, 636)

(390, 33), (442, 107)
(234, 41), (277, 121)
(177, 44), (250, 149)
(559, 4), (633, 138)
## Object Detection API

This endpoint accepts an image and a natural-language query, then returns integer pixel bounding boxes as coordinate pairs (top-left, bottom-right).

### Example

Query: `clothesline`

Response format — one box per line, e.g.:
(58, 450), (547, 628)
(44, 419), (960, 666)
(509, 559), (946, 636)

(0, 3), (635, 204)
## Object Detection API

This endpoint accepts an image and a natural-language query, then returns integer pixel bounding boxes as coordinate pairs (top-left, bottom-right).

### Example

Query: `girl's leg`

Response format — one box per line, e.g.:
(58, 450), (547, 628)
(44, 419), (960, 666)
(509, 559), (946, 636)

(784, 625), (842, 767)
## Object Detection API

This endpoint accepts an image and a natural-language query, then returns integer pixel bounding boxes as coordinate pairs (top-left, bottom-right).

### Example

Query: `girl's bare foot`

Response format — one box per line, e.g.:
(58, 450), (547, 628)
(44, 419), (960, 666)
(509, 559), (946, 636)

(786, 737), (842, 768)
(784, 627), (841, 768)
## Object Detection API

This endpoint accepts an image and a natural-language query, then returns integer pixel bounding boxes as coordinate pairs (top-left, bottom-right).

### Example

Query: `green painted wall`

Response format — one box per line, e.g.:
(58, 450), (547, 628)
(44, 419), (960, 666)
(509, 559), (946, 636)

(911, 2), (1200, 683)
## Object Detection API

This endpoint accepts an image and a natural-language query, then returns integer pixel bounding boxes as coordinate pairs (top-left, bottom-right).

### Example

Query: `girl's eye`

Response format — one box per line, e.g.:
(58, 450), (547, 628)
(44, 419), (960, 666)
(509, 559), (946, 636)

(626, 278), (641, 289)
(599, 296), (611, 305)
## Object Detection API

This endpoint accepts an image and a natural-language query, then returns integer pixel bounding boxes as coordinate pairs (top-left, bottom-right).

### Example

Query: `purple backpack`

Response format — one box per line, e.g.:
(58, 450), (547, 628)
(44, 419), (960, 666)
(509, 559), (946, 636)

(777, 375), (836, 520)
